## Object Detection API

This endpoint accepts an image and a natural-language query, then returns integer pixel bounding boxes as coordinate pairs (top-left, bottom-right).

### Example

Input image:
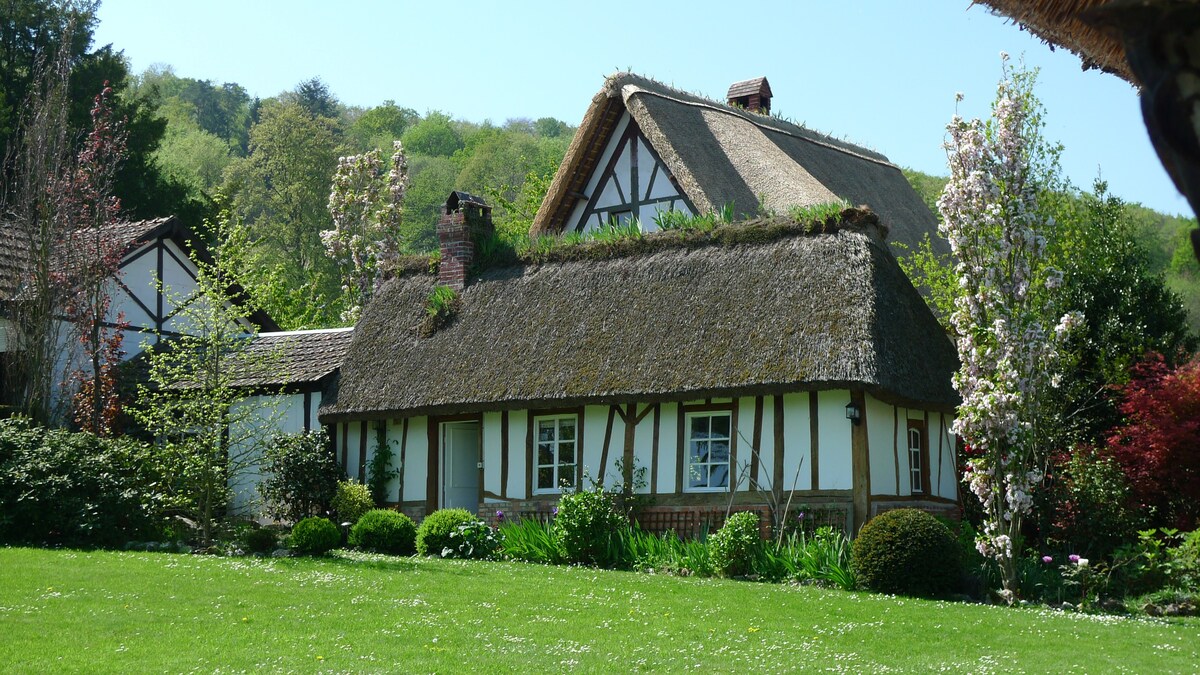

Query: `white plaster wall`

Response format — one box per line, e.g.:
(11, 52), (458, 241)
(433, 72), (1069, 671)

(866, 395), (896, 496)
(818, 390), (853, 490)
(736, 396), (758, 491)
(344, 422), (362, 483)
(632, 406), (655, 494)
(482, 412), (503, 496)
(404, 417), (429, 503)
(780, 393), (811, 491)
(581, 405), (609, 485)
(758, 396), (777, 492)
(228, 392), (305, 518)
(935, 413), (959, 500)
(506, 410), (527, 498)
(657, 402), (679, 494)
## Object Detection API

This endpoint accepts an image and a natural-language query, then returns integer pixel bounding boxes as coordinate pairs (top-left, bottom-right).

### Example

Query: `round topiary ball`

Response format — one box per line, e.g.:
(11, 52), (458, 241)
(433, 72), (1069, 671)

(416, 508), (477, 556)
(349, 509), (417, 555)
(851, 508), (962, 597)
(289, 517), (341, 556)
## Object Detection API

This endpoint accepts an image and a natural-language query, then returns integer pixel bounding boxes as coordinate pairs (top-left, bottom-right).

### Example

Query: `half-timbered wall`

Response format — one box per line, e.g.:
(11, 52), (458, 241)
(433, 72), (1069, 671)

(110, 237), (205, 356)
(228, 392), (324, 517)
(566, 112), (695, 233)
(329, 390), (958, 526)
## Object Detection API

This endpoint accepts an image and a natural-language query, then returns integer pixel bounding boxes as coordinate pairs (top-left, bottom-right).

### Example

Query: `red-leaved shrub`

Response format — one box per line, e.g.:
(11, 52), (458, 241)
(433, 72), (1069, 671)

(1107, 353), (1200, 530)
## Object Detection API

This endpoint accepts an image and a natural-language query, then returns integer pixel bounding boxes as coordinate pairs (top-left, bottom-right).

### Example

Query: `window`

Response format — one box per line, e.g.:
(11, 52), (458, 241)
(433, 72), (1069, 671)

(686, 411), (731, 491)
(907, 420), (928, 495)
(535, 415), (577, 494)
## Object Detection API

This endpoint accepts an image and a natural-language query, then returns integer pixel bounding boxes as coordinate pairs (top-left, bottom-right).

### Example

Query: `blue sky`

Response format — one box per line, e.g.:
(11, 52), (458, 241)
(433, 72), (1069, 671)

(93, 1), (1190, 217)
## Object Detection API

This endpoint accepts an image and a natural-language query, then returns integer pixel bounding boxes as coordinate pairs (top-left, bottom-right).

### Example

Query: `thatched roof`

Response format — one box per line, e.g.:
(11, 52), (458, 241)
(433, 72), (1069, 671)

(231, 328), (354, 388)
(973, 1), (1135, 83)
(532, 72), (947, 257)
(321, 211), (958, 422)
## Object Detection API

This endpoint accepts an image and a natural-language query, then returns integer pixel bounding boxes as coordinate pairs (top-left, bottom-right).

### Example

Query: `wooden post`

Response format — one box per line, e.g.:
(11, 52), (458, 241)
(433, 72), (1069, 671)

(850, 390), (871, 534)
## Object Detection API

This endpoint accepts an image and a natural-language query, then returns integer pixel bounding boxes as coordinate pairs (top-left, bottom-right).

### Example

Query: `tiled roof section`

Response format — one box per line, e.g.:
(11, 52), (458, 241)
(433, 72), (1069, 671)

(0, 216), (179, 302)
(231, 328), (355, 387)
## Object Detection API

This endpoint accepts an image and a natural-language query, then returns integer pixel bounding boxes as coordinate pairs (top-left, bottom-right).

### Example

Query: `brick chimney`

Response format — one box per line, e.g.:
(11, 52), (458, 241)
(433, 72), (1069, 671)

(727, 77), (773, 115)
(437, 191), (493, 291)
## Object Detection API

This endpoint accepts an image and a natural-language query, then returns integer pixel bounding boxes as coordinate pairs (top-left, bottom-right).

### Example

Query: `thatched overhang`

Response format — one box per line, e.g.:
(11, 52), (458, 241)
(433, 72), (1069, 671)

(320, 212), (958, 423)
(973, 0), (1137, 83)
(532, 72), (946, 257)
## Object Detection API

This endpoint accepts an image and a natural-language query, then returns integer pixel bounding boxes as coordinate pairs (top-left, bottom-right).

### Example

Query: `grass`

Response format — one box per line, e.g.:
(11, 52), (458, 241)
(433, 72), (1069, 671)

(2, 547), (1197, 673)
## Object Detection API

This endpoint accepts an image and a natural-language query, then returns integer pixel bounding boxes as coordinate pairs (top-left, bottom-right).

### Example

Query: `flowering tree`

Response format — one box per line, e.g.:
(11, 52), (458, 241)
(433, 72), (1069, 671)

(61, 83), (128, 435)
(939, 56), (1081, 601)
(322, 141), (407, 324)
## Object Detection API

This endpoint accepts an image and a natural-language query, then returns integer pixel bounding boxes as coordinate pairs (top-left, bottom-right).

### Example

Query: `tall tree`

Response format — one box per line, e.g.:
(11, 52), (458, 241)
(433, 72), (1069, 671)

(222, 99), (340, 328)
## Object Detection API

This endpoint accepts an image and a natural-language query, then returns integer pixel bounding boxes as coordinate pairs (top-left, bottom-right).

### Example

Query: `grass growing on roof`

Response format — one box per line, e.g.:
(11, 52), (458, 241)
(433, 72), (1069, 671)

(1, 547), (1198, 673)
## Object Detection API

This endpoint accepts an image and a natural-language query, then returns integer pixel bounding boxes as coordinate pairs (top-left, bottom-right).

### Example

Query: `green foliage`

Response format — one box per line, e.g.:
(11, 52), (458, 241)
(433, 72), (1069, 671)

(331, 480), (373, 524)
(288, 517), (340, 556)
(401, 112), (462, 157)
(345, 100), (419, 152)
(425, 285), (459, 318)
(241, 527), (279, 555)
(222, 99), (342, 328)
(852, 509), (962, 598)
(416, 508), (478, 556)
(553, 483), (629, 567)
(258, 429), (341, 524)
(619, 527), (713, 576)
(444, 519), (500, 560)
(367, 425), (400, 506)
(708, 511), (763, 578)
(758, 527), (856, 589)
(1045, 446), (1145, 559)
(0, 417), (169, 547)
(131, 209), (283, 545)
(348, 509), (417, 555)
(497, 517), (563, 564)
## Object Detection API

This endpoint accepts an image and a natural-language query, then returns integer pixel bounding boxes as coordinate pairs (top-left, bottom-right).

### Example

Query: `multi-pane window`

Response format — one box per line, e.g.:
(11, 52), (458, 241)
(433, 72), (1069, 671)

(535, 415), (577, 494)
(908, 422), (927, 495)
(686, 411), (731, 491)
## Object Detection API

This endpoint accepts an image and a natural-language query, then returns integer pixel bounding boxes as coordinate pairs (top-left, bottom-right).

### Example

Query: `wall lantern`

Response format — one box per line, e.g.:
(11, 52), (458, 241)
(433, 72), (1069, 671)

(845, 401), (862, 426)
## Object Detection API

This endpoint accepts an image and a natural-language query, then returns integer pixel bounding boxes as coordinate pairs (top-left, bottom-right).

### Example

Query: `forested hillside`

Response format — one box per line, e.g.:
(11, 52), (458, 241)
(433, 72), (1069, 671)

(903, 168), (1200, 332)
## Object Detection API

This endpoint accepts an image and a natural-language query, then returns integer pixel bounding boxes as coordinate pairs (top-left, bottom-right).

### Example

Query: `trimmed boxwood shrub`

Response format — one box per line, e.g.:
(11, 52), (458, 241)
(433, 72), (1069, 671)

(289, 517), (340, 556)
(349, 509), (417, 555)
(331, 480), (374, 524)
(416, 508), (476, 556)
(553, 484), (628, 567)
(709, 511), (763, 577)
(242, 527), (279, 555)
(852, 508), (962, 597)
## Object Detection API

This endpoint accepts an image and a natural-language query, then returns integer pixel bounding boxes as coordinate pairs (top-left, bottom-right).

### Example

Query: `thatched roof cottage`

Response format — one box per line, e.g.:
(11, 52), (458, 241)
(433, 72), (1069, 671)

(321, 71), (961, 532)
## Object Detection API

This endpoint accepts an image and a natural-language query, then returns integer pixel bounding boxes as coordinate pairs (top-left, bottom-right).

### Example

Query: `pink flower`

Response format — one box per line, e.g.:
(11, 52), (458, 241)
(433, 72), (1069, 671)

(1042, 555), (1052, 564)
(1068, 554), (1080, 563)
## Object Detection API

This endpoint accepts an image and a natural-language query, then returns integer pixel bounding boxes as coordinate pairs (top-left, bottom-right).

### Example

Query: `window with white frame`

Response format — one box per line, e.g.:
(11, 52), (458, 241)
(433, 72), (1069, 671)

(535, 414), (577, 494)
(686, 411), (731, 491)
(908, 424), (924, 494)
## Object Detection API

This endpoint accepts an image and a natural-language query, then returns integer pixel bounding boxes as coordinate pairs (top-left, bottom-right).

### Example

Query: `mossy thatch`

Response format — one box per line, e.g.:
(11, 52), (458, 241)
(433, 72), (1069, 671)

(320, 211), (957, 421)
(531, 72), (946, 258)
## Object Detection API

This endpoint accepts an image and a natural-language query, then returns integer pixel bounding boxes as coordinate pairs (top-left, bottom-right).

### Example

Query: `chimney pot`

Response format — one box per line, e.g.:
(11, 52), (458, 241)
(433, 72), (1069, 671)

(727, 76), (773, 115)
(437, 191), (494, 291)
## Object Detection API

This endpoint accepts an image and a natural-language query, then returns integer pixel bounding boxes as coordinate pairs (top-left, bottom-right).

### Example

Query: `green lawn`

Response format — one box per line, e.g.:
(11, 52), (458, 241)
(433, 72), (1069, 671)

(0, 547), (1196, 673)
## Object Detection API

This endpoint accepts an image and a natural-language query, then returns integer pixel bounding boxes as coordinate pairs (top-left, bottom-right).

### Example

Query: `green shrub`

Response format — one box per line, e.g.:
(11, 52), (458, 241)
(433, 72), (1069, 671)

(242, 527), (279, 555)
(761, 527), (855, 589)
(289, 517), (340, 556)
(416, 508), (477, 556)
(331, 480), (374, 524)
(0, 417), (169, 547)
(709, 511), (763, 578)
(444, 519), (499, 559)
(852, 508), (962, 598)
(553, 484), (628, 567)
(498, 517), (563, 564)
(258, 429), (341, 523)
(348, 509), (417, 555)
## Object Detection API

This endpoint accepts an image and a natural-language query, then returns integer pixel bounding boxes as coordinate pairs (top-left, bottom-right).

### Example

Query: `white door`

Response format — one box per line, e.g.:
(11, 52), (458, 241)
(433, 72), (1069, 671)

(442, 421), (480, 511)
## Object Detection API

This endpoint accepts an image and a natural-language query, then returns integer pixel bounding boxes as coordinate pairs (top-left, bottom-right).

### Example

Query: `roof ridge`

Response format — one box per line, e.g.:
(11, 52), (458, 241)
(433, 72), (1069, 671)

(618, 82), (898, 171)
(257, 327), (354, 337)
